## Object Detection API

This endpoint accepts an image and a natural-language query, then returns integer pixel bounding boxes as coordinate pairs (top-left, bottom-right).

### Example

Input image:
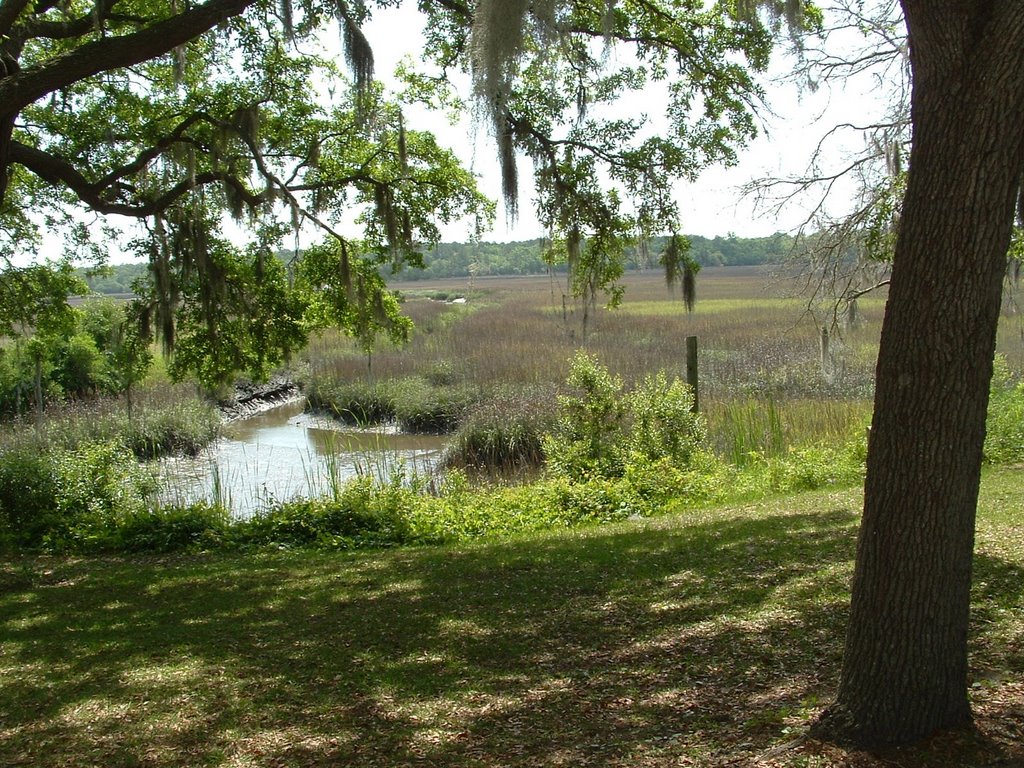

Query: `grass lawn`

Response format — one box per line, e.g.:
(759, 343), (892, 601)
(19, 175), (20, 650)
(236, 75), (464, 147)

(1, 469), (1022, 767)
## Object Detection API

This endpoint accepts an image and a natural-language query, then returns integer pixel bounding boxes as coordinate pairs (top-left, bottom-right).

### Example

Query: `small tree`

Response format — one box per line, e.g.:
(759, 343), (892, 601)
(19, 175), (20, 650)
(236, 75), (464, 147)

(108, 303), (155, 420)
(0, 263), (86, 420)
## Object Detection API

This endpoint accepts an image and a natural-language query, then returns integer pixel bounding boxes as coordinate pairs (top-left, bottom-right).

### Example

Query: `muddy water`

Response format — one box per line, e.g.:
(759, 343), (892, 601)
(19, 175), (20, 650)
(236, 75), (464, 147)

(158, 400), (447, 518)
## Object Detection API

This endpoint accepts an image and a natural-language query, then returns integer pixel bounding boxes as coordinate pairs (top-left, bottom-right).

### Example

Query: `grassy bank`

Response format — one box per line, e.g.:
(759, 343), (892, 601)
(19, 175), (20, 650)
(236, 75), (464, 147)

(1, 467), (1021, 767)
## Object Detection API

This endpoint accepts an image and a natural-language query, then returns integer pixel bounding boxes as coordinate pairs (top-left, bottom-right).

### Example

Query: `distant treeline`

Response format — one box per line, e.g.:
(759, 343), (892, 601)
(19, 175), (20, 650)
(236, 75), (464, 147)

(81, 233), (795, 293)
(400, 232), (795, 281)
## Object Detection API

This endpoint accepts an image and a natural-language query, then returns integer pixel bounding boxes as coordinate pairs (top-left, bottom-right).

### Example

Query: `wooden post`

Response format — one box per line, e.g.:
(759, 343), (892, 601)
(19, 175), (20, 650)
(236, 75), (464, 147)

(686, 335), (699, 413)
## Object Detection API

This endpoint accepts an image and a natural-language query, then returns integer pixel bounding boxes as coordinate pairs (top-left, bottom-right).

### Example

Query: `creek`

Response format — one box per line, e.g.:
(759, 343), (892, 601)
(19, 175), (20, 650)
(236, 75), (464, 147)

(158, 400), (447, 518)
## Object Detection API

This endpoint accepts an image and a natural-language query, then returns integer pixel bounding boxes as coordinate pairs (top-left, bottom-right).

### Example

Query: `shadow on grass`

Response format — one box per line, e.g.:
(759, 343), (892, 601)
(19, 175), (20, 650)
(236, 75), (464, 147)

(1, 499), (1021, 767)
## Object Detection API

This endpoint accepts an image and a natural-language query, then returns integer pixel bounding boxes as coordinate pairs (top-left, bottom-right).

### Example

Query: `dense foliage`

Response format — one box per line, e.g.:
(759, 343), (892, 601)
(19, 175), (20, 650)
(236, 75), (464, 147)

(0, 295), (152, 414)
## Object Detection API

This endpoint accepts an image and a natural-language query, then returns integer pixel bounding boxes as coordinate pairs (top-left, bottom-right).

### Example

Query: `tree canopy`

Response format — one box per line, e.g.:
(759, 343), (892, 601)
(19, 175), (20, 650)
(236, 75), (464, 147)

(0, 0), (491, 386)
(1, 0), (820, 375)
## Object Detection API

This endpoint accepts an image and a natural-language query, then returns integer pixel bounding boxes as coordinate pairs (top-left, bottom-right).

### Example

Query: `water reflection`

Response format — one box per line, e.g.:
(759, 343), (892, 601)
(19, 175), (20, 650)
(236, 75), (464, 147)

(158, 400), (446, 518)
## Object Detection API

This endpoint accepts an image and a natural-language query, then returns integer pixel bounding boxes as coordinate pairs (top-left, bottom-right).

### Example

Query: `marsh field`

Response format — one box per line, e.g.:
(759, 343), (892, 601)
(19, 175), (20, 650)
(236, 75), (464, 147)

(306, 264), (1011, 465)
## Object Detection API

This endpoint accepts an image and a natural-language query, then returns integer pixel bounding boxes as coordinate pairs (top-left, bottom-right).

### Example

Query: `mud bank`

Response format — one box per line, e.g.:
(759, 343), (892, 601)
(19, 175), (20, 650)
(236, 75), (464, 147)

(219, 376), (302, 422)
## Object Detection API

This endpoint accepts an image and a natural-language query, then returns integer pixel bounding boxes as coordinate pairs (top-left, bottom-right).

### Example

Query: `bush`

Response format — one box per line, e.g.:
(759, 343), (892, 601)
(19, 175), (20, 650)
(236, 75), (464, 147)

(626, 372), (706, 466)
(0, 446), (59, 549)
(236, 475), (416, 549)
(390, 377), (477, 433)
(53, 333), (105, 397)
(441, 385), (558, 474)
(545, 353), (706, 482)
(0, 440), (157, 551)
(305, 378), (396, 425)
(124, 400), (221, 458)
(114, 502), (229, 552)
(544, 352), (627, 479)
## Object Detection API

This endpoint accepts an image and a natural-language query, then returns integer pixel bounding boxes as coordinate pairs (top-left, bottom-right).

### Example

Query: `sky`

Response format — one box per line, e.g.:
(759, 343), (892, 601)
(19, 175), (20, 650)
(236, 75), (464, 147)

(359, 4), (884, 243)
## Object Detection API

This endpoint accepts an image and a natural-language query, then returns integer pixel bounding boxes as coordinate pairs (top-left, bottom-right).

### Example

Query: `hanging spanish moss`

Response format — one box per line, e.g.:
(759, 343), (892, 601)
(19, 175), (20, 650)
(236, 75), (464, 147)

(601, 0), (617, 40)
(498, 122), (519, 220)
(575, 81), (588, 122)
(661, 232), (682, 291)
(682, 260), (697, 313)
(637, 236), (649, 268)
(844, 296), (860, 330)
(308, 135), (321, 170)
(470, 0), (530, 109)
(885, 140), (902, 178)
(566, 225), (581, 293)
(234, 105), (260, 146)
(135, 301), (152, 343)
(280, 0), (294, 40)
(374, 182), (399, 252)
(335, 1), (374, 102)
(401, 210), (412, 243)
(735, 0), (807, 40)
(471, 0), (560, 218)
(172, 45), (187, 85)
(339, 238), (351, 292)
(661, 233), (698, 312)
(256, 249), (266, 282)
(223, 180), (246, 221)
(149, 215), (177, 356)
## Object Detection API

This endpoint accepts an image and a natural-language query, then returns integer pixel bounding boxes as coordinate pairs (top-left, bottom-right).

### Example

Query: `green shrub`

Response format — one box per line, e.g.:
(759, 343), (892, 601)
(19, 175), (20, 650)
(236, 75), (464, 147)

(544, 352), (627, 479)
(0, 446), (59, 548)
(422, 360), (459, 386)
(125, 400), (221, 458)
(407, 474), (641, 544)
(305, 378), (396, 425)
(985, 358), (1024, 464)
(623, 451), (727, 506)
(626, 372), (706, 465)
(0, 440), (157, 551)
(237, 475), (416, 549)
(114, 502), (229, 552)
(766, 442), (864, 493)
(53, 333), (106, 397)
(545, 353), (706, 482)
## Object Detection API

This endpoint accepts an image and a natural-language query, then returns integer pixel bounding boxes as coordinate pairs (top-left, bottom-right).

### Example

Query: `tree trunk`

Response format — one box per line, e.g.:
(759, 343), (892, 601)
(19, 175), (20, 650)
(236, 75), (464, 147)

(33, 352), (43, 425)
(812, 1), (1024, 748)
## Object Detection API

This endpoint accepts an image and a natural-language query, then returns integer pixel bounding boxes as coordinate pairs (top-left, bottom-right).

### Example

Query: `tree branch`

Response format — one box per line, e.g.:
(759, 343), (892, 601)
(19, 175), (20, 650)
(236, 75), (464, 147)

(0, 0), (31, 39)
(0, 0), (257, 113)
(8, 139), (263, 217)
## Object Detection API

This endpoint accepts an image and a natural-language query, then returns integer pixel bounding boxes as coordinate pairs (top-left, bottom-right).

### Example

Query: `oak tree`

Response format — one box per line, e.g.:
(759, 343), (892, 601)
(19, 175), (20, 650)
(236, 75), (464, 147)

(0, 0), (489, 386)
(811, 1), (1024, 747)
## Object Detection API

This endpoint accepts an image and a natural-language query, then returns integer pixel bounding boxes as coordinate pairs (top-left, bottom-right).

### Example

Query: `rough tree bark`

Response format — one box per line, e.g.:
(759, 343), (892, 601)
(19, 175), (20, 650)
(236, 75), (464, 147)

(812, 1), (1024, 747)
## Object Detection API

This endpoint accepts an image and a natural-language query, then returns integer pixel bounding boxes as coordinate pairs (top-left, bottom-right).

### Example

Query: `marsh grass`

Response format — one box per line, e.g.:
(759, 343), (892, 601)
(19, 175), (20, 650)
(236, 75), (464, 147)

(440, 385), (559, 475)
(0, 382), (220, 459)
(300, 269), (896, 461)
(1, 468), (1021, 767)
